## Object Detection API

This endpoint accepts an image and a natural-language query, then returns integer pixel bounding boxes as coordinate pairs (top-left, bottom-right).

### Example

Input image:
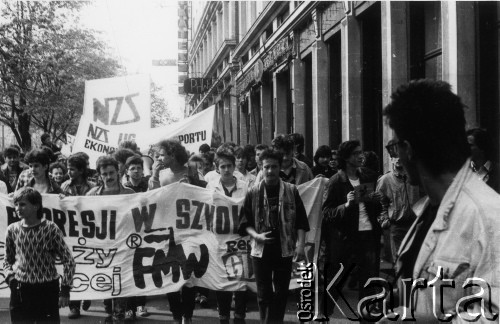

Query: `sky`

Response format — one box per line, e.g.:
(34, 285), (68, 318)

(80, 0), (183, 119)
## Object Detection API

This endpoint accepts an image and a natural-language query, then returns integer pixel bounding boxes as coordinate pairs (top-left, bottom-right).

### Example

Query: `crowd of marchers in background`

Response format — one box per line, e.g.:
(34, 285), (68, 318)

(2, 79), (499, 324)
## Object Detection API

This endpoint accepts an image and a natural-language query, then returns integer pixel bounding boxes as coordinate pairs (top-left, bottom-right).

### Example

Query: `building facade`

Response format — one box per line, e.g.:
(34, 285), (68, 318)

(183, 1), (500, 179)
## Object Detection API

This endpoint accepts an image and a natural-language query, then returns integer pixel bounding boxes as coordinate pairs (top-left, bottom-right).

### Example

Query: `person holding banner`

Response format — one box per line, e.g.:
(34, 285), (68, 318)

(207, 147), (249, 324)
(147, 139), (195, 324)
(148, 139), (189, 190)
(61, 153), (95, 319)
(87, 156), (134, 323)
(239, 148), (309, 323)
(4, 187), (75, 323)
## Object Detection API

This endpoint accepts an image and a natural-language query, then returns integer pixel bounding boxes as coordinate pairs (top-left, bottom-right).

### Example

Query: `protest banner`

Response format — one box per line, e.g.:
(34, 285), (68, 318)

(135, 105), (214, 156)
(0, 178), (327, 299)
(72, 74), (151, 167)
(60, 133), (75, 157)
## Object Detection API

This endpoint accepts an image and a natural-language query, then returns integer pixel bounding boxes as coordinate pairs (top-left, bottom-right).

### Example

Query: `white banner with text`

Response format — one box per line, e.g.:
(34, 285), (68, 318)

(0, 178), (327, 299)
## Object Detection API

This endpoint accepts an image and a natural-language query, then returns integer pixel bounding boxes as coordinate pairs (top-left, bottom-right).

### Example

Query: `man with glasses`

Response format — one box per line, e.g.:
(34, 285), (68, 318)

(383, 80), (500, 321)
(376, 140), (420, 265)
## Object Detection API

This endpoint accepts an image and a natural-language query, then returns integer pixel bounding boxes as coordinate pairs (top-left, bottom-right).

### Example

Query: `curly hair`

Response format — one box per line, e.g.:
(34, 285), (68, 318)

(157, 139), (189, 165)
(384, 79), (469, 176)
(272, 134), (294, 153)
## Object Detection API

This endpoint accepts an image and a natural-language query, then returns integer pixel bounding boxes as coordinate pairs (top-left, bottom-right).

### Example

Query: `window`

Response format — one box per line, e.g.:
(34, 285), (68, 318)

(409, 2), (442, 79)
(277, 7), (290, 26)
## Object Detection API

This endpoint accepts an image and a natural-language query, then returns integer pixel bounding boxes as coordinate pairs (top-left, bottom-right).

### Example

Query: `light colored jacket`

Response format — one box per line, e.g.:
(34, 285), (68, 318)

(396, 159), (500, 322)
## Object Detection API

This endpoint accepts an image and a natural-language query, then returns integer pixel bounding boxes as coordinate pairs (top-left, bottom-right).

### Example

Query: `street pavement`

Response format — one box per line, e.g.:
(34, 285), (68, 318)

(0, 289), (357, 323)
(0, 261), (392, 323)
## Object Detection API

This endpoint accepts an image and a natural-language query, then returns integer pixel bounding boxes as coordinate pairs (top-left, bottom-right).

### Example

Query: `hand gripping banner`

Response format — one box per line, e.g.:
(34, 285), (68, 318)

(0, 178), (327, 299)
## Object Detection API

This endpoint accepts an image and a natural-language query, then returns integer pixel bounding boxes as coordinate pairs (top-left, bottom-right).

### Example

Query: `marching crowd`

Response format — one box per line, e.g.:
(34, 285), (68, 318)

(2, 79), (499, 324)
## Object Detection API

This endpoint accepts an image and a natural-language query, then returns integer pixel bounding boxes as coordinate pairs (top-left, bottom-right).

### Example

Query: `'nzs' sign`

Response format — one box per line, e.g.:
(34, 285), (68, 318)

(93, 93), (141, 125)
(183, 78), (212, 94)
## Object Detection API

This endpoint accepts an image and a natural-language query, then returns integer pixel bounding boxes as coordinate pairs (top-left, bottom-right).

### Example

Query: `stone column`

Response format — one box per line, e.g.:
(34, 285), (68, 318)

(291, 58), (306, 137)
(341, 16), (362, 141)
(381, 1), (409, 172)
(261, 83), (273, 145)
(273, 71), (288, 136)
(312, 40), (329, 150)
(240, 96), (249, 145)
(456, 2), (477, 128)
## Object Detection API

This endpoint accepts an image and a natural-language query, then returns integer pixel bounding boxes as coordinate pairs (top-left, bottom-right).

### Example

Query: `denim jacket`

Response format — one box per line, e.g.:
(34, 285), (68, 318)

(396, 159), (500, 322)
(249, 180), (298, 258)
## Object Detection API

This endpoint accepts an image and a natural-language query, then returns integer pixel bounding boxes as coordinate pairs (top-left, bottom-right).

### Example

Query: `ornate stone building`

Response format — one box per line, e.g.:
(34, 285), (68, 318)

(183, 1), (500, 178)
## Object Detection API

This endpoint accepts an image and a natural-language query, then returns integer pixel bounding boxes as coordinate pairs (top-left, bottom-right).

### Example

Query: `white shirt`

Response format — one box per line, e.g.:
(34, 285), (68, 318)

(349, 178), (373, 231)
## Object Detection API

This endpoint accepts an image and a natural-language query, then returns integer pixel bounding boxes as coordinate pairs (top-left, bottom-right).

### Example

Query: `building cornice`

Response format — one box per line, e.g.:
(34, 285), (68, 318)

(231, 1), (286, 60)
(235, 1), (319, 81)
(203, 39), (238, 78)
(189, 2), (221, 61)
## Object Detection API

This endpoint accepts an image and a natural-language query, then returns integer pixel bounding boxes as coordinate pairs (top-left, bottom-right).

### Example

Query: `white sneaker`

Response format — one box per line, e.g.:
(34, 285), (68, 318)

(136, 306), (150, 317)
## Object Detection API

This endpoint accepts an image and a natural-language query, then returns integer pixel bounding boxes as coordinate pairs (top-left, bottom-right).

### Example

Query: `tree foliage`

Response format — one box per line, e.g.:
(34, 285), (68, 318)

(0, 1), (122, 150)
(151, 81), (178, 128)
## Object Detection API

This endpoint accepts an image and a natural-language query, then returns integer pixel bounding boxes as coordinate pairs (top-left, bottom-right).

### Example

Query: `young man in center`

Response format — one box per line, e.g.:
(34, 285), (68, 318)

(239, 148), (309, 323)
(207, 147), (249, 323)
(87, 156), (135, 323)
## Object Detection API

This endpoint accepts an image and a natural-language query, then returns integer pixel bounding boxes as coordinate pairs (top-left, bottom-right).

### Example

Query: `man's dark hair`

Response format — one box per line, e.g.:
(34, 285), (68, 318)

(255, 144), (269, 152)
(202, 151), (215, 166)
(119, 140), (138, 153)
(25, 149), (51, 166)
(272, 134), (294, 153)
(157, 139), (189, 165)
(199, 143), (211, 154)
(337, 140), (361, 170)
(314, 145), (332, 165)
(215, 147), (235, 167)
(259, 148), (283, 166)
(95, 156), (119, 174)
(243, 144), (255, 156)
(125, 155), (144, 169)
(49, 162), (66, 175)
(384, 79), (470, 176)
(289, 133), (305, 153)
(67, 154), (88, 174)
(235, 146), (252, 161)
(466, 128), (491, 160)
(40, 146), (56, 163)
(113, 148), (136, 165)
(4, 146), (20, 158)
(13, 187), (43, 219)
(73, 151), (90, 162)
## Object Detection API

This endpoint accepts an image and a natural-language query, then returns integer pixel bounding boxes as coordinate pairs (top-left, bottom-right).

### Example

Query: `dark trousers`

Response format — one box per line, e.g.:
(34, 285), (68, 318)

(10, 279), (60, 324)
(167, 286), (195, 320)
(323, 230), (381, 315)
(215, 290), (247, 320)
(252, 244), (293, 324)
